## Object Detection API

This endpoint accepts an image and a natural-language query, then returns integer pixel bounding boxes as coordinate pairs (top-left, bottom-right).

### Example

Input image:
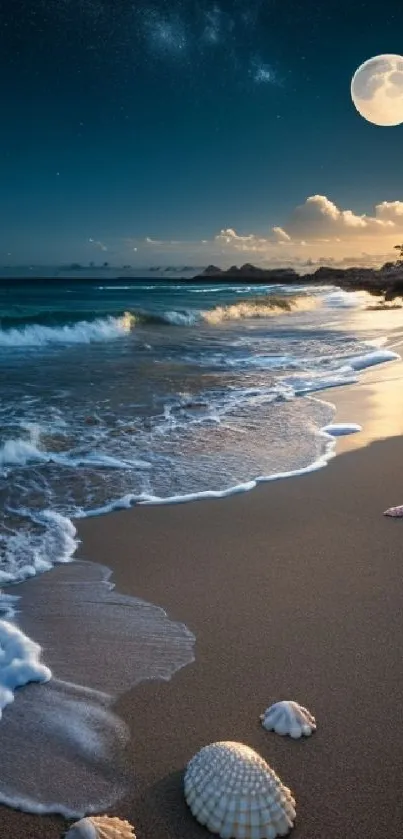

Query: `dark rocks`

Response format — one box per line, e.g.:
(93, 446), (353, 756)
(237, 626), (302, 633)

(193, 260), (403, 300)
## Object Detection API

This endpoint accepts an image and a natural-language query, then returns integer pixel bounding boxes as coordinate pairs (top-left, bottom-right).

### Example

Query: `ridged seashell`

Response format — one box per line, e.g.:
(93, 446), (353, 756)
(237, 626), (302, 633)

(65, 816), (136, 839)
(184, 740), (296, 838)
(384, 504), (403, 517)
(260, 701), (316, 739)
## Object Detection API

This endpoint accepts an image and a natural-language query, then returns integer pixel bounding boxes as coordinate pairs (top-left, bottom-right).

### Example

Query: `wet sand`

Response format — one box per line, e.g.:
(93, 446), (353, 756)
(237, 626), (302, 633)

(2, 426), (403, 837)
(1, 343), (403, 838)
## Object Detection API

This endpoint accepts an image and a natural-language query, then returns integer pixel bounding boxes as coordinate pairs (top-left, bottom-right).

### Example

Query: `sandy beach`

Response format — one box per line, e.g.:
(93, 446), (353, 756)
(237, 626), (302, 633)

(1, 355), (403, 838)
(3, 0), (403, 831)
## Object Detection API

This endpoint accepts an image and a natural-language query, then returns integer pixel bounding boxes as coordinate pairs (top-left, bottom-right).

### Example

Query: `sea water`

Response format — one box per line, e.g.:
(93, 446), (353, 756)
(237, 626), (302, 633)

(0, 277), (399, 814)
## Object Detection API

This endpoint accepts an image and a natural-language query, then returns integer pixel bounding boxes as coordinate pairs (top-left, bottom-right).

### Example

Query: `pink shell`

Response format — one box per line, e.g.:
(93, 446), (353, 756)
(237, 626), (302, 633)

(384, 505), (403, 517)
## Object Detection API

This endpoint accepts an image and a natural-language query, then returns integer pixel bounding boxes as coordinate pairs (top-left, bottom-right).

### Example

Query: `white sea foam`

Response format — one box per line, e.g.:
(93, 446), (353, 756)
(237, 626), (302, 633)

(201, 295), (316, 324)
(323, 290), (367, 308)
(345, 349), (399, 370)
(0, 560), (196, 816)
(0, 437), (46, 467)
(0, 511), (78, 584)
(281, 349), (398, 394)
(163, 310), (198, 325)
(0, 679), (129, 817)
(0, 435), (148, 471)
(16, 560), (196, 696)
(322, 423), (362, 436)
(188, 286), (227, 293)
(0, 314), (133, 347)
(0, 620), (51, 718)
(283, 372), (359, 394)
(81, 444), (337, 515)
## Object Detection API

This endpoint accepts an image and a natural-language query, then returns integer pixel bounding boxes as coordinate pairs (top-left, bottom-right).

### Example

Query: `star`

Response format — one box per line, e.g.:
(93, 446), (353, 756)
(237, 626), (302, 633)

(142, 10), (189, 58)
(249, 59), (278, 86)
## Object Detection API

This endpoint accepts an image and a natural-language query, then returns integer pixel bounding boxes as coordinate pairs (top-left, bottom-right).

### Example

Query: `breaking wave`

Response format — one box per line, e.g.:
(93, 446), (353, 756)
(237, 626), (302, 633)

(201, 295), (316, 324)
(0, 295), (317, 347)
(0, 510), (78, 585)
(0, 313), (133, 347)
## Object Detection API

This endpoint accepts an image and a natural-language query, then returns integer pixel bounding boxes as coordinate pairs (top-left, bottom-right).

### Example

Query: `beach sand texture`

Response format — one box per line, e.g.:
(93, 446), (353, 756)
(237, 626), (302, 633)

(1, 430), (403, 837)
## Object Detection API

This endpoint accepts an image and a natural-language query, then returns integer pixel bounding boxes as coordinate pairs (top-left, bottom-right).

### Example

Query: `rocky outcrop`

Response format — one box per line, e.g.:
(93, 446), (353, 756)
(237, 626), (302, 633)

(192, 261), (403, 300)
(196, 263), (300, 283)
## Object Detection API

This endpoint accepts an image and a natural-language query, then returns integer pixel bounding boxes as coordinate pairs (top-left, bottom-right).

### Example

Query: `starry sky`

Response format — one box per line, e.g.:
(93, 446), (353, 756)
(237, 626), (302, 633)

(1, 0), (403, 268)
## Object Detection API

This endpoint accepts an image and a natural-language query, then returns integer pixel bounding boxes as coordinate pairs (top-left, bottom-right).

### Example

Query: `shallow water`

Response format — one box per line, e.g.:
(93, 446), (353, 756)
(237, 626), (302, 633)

(0, 277), (400, 814)
(0, 280), (398, 584)
(0, 560), (195, 815)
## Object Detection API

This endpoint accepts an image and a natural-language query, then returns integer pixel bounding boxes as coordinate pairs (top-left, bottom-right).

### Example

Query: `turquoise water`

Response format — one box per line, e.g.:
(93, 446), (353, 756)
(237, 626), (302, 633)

(0, 279), (397, 584)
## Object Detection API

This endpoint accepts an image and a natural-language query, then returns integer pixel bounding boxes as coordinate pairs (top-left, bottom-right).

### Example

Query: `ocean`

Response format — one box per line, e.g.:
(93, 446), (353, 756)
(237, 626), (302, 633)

(0, 277), (399, 815)
(0, 278), (399, 583)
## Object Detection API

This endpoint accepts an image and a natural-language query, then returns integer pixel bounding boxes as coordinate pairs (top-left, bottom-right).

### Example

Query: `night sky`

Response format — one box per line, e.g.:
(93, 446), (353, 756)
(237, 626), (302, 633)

(1, 0), (403, 267)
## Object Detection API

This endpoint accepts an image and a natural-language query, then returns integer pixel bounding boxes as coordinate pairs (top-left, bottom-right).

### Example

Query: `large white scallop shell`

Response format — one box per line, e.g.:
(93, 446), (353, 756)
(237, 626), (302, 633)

(260, 701), (316, 739)
(184, 740), (296, 838)
(65, 816), (136, 839)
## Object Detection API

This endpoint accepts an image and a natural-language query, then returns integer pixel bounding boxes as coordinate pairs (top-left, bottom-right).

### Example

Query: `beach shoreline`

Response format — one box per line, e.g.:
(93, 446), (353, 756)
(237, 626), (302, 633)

(1, 339), (403, 837)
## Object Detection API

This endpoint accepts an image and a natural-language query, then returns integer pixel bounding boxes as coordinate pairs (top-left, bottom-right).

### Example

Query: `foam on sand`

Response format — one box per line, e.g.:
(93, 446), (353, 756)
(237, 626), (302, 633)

(0, 510), (78, 585)
(16, 560), (196, 695)
(346, 349), (399, 371)
(0, 620), (51, 718)
(0, 679), (129, 817)
(0, 560), (195, 816)
(322, 423), (362, 436)
(81, 445), (337, 515)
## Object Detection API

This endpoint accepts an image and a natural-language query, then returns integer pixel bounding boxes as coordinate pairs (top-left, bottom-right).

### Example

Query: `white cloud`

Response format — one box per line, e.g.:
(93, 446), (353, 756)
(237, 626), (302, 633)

(89, 237), (108, 252)
(272, 226), (291, 242)
(375, 200), (403, 220)
(119, 195), (403, 270)
(213, 196), (402, 258)
(282, 194), (396, 238)
(215, 228), (256, 244)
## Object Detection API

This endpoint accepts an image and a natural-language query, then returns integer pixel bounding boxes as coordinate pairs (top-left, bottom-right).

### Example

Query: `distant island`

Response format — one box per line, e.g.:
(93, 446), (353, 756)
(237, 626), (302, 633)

(2, 254), (403, 302)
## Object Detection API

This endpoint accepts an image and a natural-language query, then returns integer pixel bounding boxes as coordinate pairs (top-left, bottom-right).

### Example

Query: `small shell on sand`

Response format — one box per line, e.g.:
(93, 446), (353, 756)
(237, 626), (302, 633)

(260, 701), (316, 739)
(384, 505), (403, 517)
(184, 740), (296, 838)
(65, 816), (136, 839)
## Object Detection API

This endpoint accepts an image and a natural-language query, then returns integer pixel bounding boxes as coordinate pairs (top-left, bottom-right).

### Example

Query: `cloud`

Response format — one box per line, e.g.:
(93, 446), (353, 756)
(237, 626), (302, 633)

(89, 237), (108, 251)
(375, 200), (403, 220)
(145, 236), (164, 245)
(214, 196), (402, 258)
(215, 228), (255, 244)
(119, 195), (403, 271)
(281, 194), (397, 238)
(272, 226), (291, 242)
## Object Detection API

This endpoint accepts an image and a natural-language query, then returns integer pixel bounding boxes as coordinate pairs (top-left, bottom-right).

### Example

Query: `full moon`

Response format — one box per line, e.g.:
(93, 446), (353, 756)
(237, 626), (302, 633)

(351, 54), (403, 126)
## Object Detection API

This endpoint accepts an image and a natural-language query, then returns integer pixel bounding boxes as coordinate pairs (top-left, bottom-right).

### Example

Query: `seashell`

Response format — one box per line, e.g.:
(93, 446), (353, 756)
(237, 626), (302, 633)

(65, 816), (136, 839)
(184, 740), (296, 838)
(260, 701), (316, 739)
(384, 504), (403, 517)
